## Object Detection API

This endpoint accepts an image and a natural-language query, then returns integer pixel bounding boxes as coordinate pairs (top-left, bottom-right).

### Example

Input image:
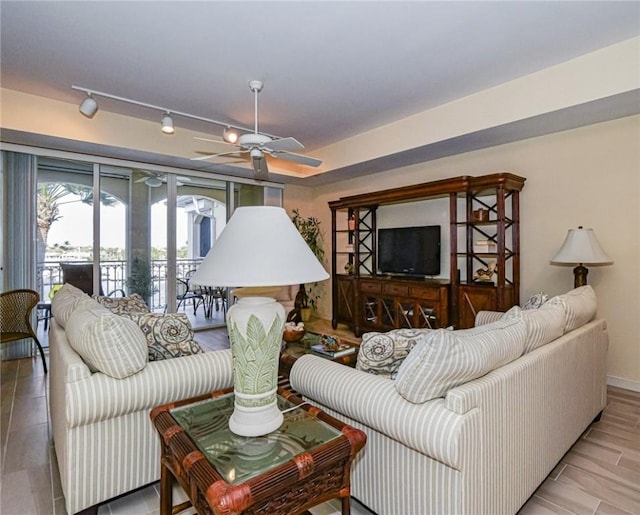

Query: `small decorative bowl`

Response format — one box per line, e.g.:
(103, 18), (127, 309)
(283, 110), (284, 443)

(283, 328), (306, 343)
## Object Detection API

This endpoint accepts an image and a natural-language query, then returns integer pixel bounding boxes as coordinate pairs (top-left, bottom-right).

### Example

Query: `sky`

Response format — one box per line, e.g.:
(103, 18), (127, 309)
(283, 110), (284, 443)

(47, 194), (188, 248)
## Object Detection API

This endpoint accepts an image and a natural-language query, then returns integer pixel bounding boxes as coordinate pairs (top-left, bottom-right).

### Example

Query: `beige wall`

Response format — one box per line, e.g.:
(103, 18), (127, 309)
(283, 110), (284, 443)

(283, 115), (640, 389)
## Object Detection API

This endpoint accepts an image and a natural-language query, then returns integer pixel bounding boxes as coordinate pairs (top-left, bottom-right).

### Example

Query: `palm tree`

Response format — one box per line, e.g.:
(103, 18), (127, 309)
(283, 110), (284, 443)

(36, 183), (118, 263)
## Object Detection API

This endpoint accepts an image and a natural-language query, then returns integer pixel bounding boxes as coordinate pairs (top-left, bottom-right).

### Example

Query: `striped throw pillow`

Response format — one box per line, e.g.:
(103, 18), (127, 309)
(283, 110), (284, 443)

(543, 285), (597, 333)
(66, 303), (148, 379)
(502, 304), (565, 354)
(394, 318), (527, 403)
(51, 283), (90, 328)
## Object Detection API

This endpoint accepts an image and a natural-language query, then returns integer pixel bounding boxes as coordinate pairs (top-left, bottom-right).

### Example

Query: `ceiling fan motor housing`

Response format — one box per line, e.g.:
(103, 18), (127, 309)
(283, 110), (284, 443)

(238, 133), (272, 147)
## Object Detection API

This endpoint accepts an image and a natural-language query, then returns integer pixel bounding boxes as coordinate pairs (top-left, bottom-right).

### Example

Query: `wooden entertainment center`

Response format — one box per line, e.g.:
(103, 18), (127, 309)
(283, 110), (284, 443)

(329, 173), (526, 335)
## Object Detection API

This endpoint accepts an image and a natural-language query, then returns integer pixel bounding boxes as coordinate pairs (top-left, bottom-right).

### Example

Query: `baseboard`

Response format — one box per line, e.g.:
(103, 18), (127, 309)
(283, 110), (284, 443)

(607, 375), (640, 392)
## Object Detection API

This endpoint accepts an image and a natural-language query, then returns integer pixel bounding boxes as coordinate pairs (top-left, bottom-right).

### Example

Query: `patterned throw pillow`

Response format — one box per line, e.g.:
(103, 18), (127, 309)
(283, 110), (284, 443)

(394, 317), (527, 403)
(522, 292), (549, 310)
(356, 328), (432, 379)
(123, 312), (203, 361)
(93, 293), (150, 315)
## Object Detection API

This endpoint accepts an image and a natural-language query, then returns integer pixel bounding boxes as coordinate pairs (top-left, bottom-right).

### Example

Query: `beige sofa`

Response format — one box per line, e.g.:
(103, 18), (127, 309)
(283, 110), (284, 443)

(290, 286), (608, 515)
(48, 285), (233, 514)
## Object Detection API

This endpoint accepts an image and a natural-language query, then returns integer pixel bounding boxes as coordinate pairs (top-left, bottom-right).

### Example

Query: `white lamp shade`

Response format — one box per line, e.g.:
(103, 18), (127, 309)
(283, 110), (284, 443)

(191, 206), (329, 287)
(551, 227), (613, 265)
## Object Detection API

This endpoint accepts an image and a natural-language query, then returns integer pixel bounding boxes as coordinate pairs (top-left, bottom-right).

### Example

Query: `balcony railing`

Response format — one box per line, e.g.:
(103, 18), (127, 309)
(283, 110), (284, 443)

(37, 259), (204, 312)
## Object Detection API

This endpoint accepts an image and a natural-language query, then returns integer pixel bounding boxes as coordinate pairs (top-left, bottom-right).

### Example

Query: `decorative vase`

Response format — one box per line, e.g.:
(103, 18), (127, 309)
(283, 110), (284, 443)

(226, 297), (285, 437)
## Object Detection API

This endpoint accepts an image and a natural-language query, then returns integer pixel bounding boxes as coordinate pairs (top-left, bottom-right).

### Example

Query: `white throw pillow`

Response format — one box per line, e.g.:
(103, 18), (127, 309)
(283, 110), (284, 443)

(543, 285), (597, 333)
(394, 318), (527, 403)
(51, 283), (91, 328)
(66, 302), (148, 379)
(502, 304), (565, 354)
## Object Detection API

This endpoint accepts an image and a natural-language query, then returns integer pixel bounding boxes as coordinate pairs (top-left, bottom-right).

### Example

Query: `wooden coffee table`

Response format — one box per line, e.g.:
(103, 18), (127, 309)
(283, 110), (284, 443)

(151, 386), (366, 515)
(280, 332), (360, 378)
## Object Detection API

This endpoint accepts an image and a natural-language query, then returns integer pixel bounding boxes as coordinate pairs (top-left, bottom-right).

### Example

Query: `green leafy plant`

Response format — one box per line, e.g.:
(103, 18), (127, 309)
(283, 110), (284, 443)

(126, 257), (157, 304)
(291, 209), (325, 312)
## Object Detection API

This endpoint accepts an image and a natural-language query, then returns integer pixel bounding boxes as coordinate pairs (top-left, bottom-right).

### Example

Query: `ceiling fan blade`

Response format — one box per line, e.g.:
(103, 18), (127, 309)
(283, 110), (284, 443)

(271, 151), (323, 167)
(263, 137), (304, 152)
(193, 136), (239, 147)
(191, 150), (247, 161)
(252, 154), (269, 181)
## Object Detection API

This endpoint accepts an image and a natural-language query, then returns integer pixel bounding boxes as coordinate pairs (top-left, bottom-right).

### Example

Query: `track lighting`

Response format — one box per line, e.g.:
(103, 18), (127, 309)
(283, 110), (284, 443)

(223, 126), (239, 144)
(72, 85), (279, 142)
(79, 94), (98, 118)
(161, 112), (175, 134)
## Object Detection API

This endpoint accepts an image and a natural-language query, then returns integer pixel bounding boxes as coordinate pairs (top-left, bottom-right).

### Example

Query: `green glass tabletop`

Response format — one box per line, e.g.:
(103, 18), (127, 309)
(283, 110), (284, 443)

(170, 392), (341, 485)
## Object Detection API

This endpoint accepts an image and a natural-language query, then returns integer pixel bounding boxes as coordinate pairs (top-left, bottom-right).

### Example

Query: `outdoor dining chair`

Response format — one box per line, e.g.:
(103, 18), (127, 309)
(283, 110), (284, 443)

(0, 289), (48, 373)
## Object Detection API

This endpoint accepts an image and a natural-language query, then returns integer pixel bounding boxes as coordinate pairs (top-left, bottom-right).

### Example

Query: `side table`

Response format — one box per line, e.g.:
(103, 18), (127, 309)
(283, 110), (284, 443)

(151, 387), (366, 515)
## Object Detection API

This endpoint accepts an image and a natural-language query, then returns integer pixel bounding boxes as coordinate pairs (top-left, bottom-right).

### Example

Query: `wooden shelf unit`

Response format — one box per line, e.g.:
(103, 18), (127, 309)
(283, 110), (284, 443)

(329, 173), (525, 334)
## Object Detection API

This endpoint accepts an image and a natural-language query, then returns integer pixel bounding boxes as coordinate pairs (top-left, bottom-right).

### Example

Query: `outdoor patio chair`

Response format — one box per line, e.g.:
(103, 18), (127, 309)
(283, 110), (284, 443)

(0, 289), (48, 373)
(175, 270), (205, 315)
(60, 262), (125, 297)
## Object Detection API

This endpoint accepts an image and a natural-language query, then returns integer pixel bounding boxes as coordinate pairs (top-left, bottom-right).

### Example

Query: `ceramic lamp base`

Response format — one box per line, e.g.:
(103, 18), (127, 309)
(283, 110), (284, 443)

(229, 388), (283, 437)
(226, 296), (286, 437)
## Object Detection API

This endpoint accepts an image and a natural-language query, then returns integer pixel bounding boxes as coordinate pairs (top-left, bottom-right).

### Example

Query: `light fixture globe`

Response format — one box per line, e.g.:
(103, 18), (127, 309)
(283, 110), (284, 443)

(223, 126), (239, 144)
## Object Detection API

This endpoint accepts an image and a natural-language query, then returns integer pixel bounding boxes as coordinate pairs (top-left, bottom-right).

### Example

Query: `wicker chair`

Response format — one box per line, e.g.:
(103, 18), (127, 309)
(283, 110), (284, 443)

(0, 289), (48, 373)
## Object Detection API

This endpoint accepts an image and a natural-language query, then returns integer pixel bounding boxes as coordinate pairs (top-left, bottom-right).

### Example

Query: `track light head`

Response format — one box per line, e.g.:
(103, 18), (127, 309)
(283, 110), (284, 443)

(161, 112), (174, 134)
(223, 126), (239, 144)
(79, 94), (98, 118)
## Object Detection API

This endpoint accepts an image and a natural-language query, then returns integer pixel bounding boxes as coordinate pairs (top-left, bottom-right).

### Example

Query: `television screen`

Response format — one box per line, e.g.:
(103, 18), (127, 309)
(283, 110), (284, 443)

(378, 225), (441, 277)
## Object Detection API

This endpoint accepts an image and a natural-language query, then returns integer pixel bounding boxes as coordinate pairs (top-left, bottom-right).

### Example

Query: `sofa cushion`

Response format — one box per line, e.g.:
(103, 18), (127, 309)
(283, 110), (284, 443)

(51, 283), (91, 328)
(122, 312), (203, 361)
(502, 304), (565, 354)
(394, 318), (527, 403)
(356, 328), (430, 379)
(544, 285), (597, 333)
(65, 302), (148, 379)
(92, 293), (150, 315)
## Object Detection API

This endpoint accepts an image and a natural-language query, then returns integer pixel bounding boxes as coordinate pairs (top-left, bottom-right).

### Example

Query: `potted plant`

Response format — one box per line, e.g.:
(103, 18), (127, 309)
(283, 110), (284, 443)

(126, 256), (156, 307)
(291, 209), (325, 321)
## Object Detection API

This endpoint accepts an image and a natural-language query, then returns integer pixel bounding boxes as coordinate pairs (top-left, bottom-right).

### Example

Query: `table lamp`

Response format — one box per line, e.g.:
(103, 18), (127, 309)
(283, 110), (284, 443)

(550, 226), (613, 288)
(191, 206), (329, 436)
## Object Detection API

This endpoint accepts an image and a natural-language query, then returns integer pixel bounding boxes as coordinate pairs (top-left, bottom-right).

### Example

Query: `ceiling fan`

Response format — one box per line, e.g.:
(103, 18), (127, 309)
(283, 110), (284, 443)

(134, 172), (191, 187)
(191, 80), (322, 179)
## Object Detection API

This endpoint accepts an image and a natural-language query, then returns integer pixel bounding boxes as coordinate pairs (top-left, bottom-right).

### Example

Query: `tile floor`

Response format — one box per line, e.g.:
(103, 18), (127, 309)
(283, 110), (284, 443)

(2, 326), (639, 514)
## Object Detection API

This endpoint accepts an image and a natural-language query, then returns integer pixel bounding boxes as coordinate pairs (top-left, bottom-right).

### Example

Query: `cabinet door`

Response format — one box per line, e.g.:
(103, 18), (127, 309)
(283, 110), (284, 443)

(335, 275), (355, 323)
(457, 284), (498, 329)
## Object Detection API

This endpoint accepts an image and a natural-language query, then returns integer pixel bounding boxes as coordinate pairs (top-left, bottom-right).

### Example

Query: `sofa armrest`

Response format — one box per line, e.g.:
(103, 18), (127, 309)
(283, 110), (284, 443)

(290, 354), (471, 469)
(475, 310), (504, 326)
(65, 350), (233, 427)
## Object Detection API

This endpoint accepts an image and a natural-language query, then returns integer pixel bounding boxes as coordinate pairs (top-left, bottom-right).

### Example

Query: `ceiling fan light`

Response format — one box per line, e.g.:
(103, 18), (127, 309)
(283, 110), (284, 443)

(145, 177), (163, 188)
(79, 94), (98, 118)
(223, 126), (239, 144)
(161, 112), (175, 134)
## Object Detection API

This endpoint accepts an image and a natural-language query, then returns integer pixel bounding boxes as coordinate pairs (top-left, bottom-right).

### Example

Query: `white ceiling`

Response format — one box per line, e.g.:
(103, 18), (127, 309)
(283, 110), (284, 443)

(1, 1), (639, 183)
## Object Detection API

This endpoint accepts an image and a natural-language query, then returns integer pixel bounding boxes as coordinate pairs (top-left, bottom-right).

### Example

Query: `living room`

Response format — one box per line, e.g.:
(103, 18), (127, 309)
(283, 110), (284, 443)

(1, 2), (639, 514)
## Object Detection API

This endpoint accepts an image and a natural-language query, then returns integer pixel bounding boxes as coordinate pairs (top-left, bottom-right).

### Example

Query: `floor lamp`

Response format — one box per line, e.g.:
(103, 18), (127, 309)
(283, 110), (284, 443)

(551, 226), (613, 288)
(191, 206), (329, 437)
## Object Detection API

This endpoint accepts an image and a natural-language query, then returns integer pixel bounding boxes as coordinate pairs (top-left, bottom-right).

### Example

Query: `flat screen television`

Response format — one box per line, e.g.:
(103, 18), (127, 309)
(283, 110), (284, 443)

(377, 225), (441, 277)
